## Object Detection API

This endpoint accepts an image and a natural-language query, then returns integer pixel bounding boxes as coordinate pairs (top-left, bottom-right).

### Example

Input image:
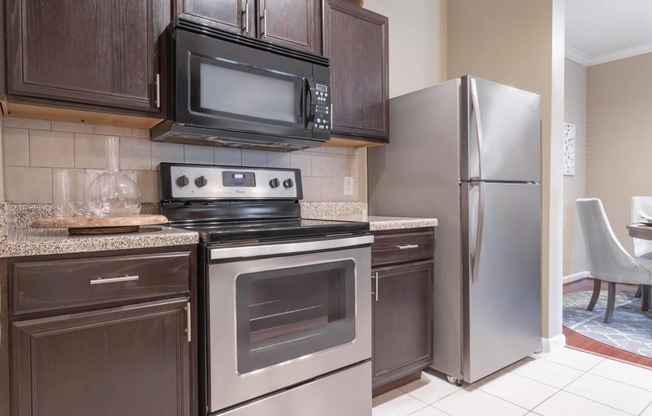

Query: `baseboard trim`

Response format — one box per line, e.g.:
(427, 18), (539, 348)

(563, 270), (591, 284)
(540, 334), (566, 353)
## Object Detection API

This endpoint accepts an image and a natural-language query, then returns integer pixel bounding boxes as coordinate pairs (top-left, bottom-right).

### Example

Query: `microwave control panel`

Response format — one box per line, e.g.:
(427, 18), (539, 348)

(314, 83), (331, 131)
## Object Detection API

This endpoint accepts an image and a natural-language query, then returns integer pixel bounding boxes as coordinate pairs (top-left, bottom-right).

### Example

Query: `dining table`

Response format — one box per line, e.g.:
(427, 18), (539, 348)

(627, 223), (652, 310)
(627, 223), (652, 240)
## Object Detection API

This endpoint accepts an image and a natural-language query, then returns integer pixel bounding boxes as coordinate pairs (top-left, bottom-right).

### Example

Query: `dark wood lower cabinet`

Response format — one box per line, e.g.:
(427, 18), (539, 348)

(11, 298), (191, 416)
(2, 246), (197, 416)
(372, 260), (434, 388)
(371, 228), (435, 392)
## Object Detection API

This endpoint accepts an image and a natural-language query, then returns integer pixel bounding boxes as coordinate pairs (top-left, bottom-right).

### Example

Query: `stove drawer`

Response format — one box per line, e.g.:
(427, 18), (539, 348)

(371, 229), (434, 266)
(12, 251), (192, 317)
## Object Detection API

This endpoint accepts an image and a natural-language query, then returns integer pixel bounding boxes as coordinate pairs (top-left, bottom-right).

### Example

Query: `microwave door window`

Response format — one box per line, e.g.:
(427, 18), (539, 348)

(196, 59), (302, 125)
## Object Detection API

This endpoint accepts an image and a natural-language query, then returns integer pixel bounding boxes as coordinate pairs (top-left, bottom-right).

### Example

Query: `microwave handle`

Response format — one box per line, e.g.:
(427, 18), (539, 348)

(304, 78), (317, 128)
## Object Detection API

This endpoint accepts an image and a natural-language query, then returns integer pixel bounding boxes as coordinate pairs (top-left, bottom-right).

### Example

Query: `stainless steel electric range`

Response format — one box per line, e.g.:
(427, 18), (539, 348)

(159, 163), (373, 416)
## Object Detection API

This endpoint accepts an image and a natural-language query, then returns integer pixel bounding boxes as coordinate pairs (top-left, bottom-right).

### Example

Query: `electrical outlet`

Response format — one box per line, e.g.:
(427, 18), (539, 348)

(344, 176), (354, 196)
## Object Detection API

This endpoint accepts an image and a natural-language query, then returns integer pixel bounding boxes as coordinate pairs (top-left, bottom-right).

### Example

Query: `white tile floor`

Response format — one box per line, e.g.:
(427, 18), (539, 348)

(373, 348), (652, 416)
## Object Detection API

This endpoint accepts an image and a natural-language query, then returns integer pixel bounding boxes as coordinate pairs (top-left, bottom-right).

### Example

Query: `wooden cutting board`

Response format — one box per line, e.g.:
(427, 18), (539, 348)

(31, 215), (168, 235)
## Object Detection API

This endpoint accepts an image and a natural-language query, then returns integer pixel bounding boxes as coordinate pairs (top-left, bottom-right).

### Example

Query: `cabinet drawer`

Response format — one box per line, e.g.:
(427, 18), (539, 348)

(12, 251), (191, 317)
(371, 230), (434, 266)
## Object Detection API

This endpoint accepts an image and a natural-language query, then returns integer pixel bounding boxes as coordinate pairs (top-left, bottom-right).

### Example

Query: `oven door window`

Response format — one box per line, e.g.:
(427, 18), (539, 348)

(235, 260), (355, 374)
(190, 55), (303, 126)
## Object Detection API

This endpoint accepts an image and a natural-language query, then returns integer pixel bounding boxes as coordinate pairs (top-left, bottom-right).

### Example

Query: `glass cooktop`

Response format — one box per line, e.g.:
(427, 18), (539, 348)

(170, 218), (370, 244)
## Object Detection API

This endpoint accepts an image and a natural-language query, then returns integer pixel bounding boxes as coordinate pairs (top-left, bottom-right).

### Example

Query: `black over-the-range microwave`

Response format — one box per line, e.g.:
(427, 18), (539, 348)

(151, 19), (331, 151)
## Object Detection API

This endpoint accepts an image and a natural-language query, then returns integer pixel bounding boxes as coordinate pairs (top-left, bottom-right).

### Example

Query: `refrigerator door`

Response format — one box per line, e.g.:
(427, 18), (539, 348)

(461, 181), (541, 383)
(461, 76), (541, 182)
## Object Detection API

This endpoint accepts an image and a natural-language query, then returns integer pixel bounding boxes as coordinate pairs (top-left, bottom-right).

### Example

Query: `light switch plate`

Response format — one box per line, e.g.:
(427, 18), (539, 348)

(344, 176), (354, 196)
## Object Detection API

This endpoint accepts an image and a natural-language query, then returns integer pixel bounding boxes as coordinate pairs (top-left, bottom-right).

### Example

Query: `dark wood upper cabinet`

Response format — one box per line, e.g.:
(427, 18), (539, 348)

(180, 0), (251, 34)
(177, 0), (322, 55)
(5, 0), (170, 114)
(324, 0), (389, 142)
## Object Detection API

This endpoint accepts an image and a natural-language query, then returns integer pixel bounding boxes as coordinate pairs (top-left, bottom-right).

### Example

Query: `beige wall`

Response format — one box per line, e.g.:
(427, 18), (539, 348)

(2, 117), (362, 204)
(447, 0), (566, 348)
(563, 58), (588, 276)
(363, 0), (447, 96)
(586, 53), (652, 254)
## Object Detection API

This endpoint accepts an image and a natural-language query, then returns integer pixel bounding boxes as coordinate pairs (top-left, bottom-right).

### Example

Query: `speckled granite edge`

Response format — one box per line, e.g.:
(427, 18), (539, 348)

(300, 201), (366, 218)
(0, 203), (7, 245)
(0, 203), (197, 258)
(368, 216), (438, 231)
(1, 226), (198, 258)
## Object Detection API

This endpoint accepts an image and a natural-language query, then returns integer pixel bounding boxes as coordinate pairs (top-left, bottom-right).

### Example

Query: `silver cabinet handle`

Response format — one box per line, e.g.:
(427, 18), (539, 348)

(396, 244), (419, 250)
(185, 301), (192, 343)
(371, 272), (379, 302)
(155, 73), (160, 109)
(90, 275), (139, 285)
(244, 0), (250, 34)
(261, 0), (267, 38)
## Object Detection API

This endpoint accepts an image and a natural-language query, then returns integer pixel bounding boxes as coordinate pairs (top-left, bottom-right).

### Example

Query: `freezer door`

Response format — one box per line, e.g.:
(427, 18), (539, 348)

(462, 182), (541, 383)
(461, 76), (541, 182)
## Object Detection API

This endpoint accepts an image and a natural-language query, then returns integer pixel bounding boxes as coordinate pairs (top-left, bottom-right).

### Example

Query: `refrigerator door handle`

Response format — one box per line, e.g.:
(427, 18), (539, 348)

(471, 181), (485, 283)
(470, 78), (485, 180)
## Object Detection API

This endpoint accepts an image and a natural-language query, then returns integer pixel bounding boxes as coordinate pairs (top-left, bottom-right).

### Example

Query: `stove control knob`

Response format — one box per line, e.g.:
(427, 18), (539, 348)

(195, 176), (208, 187)
(176, 175), (189, 187)
(283, 178), (294, 189)
(269, 178), (280, 188)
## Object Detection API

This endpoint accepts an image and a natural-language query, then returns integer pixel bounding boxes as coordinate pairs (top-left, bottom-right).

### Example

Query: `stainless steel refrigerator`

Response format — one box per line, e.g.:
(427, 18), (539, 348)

(368, 75), (541, 384)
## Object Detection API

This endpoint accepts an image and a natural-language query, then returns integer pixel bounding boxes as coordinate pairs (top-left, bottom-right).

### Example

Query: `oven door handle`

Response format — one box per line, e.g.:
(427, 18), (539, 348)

(210, 234), (374, 260)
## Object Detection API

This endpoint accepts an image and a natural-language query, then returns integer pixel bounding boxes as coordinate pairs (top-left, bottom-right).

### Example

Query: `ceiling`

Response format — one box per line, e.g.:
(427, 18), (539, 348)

(565, 0), (652, 66)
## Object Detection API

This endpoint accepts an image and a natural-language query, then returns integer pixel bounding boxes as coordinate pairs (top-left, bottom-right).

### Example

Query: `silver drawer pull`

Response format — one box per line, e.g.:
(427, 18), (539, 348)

(396, 244), (419, 250)
(90, 275), (140, 285)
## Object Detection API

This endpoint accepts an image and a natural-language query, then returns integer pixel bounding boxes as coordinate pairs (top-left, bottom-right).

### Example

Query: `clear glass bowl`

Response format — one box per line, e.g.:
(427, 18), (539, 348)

(86, 137), (141, 217)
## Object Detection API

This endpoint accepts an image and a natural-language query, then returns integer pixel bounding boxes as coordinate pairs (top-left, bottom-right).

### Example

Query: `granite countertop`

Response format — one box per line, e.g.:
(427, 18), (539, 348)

(0, 202), (435, 258)
(299, 202), (438, 231)
(305, 214), (438, 231)
(366, 216), (438, 231)
(2, 226), (199, 258)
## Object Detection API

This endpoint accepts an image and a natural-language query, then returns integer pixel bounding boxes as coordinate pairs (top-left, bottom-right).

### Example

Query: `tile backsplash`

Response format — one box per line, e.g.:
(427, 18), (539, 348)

(2, 117), (362, 204)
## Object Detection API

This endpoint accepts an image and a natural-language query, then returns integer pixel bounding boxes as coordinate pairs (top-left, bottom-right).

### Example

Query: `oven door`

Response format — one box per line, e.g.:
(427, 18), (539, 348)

(207, 235), (372, 412)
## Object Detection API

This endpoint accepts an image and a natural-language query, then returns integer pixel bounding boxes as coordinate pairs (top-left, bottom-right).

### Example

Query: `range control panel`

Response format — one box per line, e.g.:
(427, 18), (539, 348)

(161, 164), (302, 200)
(314, 83), (331, 131)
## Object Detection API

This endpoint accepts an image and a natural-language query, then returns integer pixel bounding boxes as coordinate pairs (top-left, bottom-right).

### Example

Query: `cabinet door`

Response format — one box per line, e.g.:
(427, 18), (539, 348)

(324, 0), (388, 141)
(258, 0), (322, 54)
(372, 261), (433, 388)
(11, 298), (191, 416)
(180, 0), (253, 35)
(6, 0), (170, 113)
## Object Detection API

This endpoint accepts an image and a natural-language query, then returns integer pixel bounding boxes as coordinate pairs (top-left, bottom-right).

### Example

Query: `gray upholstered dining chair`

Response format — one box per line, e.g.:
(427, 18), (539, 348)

(576, 198), (652, 323)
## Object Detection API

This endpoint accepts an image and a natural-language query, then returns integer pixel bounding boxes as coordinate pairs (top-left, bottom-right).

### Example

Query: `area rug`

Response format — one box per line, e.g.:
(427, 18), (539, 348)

(563, 290), (652, 358)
